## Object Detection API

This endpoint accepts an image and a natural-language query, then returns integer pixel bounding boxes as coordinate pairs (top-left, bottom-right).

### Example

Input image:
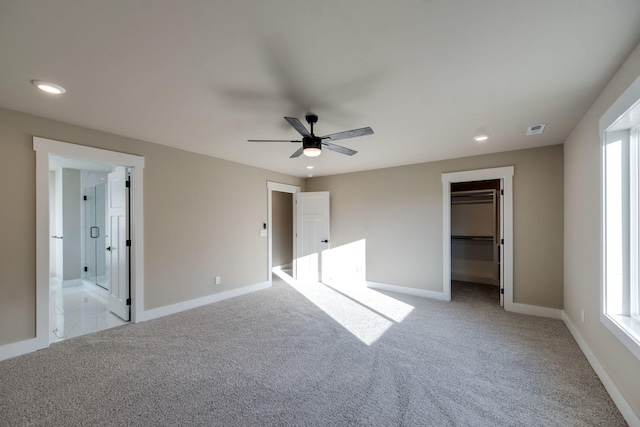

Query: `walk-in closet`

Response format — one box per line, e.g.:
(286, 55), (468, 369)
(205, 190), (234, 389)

(450, 180), (501, 300)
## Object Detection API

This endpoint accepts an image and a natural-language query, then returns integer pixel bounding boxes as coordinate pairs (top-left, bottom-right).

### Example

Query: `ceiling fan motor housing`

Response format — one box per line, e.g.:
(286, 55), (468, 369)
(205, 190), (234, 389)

(302, 135), (322, 150)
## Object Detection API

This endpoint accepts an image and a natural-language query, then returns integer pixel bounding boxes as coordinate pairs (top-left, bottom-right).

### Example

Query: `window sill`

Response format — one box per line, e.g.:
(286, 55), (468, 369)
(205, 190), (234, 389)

(601, 313), (640, 360)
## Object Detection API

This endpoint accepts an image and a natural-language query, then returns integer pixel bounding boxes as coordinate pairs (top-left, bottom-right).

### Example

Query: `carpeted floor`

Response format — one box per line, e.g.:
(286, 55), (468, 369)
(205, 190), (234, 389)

(0, 276), (626, 426)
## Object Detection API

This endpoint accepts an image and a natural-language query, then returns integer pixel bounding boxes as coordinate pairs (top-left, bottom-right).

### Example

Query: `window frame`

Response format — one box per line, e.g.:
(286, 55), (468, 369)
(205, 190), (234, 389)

(600, 76), (640, 361)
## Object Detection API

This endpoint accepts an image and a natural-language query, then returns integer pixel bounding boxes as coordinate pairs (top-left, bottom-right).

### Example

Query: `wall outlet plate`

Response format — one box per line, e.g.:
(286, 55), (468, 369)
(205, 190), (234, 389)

(215, 276), (221, 285)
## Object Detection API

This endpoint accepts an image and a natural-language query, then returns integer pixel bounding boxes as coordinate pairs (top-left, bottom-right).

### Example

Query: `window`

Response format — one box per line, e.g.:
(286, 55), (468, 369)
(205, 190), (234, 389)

(601, 77), (640, 360)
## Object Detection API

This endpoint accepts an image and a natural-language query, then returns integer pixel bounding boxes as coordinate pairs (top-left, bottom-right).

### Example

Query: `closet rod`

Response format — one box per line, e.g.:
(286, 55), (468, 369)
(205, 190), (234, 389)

(451, 235), (494, 241)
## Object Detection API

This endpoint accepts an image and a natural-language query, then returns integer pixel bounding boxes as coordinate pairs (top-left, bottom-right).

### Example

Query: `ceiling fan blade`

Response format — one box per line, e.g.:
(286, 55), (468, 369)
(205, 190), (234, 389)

(322, 127), (373, 142)
(290, 147), (304, 158)
(284, 117), (311, 137)
(322, 141), (357, 156)
(247, 139), (301, 143)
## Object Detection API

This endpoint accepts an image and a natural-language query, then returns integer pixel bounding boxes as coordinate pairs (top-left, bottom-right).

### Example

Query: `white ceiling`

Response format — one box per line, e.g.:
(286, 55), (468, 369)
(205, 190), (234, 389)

(2, 1), (640, 178)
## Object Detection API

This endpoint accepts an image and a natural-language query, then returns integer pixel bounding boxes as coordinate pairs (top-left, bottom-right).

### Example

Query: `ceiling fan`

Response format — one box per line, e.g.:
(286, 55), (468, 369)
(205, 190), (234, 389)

(248, 114), (374, 158)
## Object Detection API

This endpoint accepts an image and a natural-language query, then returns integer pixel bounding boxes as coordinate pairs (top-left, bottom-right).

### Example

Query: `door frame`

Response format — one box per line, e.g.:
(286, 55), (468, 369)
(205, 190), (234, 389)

(267, 181), (301, 284)
(34, 137), (145, 350)
(442, 166), (514, 309)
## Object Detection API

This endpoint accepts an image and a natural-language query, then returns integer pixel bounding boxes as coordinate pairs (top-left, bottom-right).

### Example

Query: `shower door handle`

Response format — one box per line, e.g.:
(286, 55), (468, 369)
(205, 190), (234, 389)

(90, 226), (100, 238)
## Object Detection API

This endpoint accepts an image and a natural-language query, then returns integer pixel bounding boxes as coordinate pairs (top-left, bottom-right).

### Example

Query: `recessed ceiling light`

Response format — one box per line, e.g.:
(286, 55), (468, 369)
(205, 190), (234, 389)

(306, 166), (314, 170)
(473, 134), (489, 142)
(32, 80), (66, 94)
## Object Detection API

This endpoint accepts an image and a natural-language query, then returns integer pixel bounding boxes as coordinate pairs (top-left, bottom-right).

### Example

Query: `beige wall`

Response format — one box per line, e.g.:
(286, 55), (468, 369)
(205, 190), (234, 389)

(564, 42), (640, 416)
(272, 191), (293, 267)
(306, 144), (564, 309)
(0, 107), (303, 346)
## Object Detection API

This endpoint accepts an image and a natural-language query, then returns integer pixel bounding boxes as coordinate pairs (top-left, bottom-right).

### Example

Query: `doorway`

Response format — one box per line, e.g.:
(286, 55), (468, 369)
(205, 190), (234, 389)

(271, 190), (294, 274)
(48, 158), (131, 342)
(441, 167), (514, 309)
(450, 179), (502, 305)
(267, 182), (300, 283)
(34, 137), (145, 353)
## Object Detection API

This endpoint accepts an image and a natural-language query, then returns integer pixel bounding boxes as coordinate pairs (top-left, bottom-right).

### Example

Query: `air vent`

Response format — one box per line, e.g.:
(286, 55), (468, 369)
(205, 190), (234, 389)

(526, 124), (545, 136)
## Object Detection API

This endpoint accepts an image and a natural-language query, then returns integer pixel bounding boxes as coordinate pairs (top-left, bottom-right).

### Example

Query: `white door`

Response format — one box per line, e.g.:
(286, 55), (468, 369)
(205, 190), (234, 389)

(296, 191), (330, 282)
(107, 166), (130, 321)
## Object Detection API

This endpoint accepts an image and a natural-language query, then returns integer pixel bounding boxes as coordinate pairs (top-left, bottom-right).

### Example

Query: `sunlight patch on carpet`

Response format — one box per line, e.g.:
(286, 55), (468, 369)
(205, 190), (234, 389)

(273, 269), (413, 345)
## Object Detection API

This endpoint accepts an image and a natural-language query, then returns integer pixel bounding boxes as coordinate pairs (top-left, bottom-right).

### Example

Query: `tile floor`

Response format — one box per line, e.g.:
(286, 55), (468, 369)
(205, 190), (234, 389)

(49, 279), (128, 343)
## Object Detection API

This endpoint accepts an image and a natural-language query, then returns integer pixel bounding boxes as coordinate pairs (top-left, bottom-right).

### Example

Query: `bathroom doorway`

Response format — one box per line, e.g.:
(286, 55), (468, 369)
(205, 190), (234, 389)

(48, 157), (130, 342)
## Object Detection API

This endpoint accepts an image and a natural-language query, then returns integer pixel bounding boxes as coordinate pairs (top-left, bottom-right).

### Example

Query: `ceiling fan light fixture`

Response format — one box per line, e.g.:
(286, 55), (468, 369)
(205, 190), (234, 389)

(303, 147), (321, 157)
(32, 80), (66, 94)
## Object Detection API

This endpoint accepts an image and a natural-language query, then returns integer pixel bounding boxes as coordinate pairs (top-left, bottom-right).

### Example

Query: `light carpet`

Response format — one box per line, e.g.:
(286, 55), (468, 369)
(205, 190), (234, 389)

(0, 276), (626, 426)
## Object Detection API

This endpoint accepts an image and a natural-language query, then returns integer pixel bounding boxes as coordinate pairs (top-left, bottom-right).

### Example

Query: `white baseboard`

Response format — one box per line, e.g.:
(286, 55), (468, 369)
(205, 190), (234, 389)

(366, 281), (450, 301)
(507, 302), (563, 319)
(140, 281), (271, 322)
(563, 312), (640, 427)
(0, 337), (45, 362)
(0, 281), (271, 362)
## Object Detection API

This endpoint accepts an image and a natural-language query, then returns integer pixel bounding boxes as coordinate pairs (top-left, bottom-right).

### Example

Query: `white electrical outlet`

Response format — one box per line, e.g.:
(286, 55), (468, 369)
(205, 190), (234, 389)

(215, 276), (221, 285)
(581, 309), (585, 323)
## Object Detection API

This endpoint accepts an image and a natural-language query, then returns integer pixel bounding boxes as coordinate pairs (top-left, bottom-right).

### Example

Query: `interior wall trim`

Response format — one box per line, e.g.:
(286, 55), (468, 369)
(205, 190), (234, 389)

(563, 312), (640, 426)
(366, 281), (449, 301)
(140, 281), (271, 322)
(267, 181), (301, 284)
(508, 302), (562, 319)
(33, 137), (145, 356)
(0, 338), (39, 362)
(441, 166), (514, 306)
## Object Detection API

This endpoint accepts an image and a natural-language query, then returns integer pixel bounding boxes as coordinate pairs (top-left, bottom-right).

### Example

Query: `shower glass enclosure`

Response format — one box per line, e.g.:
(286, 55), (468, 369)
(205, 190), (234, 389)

(84, 182), (108, 289)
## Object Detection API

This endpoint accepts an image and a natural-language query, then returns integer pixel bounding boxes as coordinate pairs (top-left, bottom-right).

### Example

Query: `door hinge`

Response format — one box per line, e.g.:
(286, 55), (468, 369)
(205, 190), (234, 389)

(83, 195), (87, 201)
(501, 288), (504, 295)
(126, 298), (131, 306)
(126, 180), (130, 188)
(84, 266), (88, 272)
(126, 239), (132, 247)
(501, 238), (504, 244)
(501, 189), (504, 196)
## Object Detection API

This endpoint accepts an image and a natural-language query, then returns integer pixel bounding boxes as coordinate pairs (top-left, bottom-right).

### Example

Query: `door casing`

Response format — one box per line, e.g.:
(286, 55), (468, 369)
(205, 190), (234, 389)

(34, 137), (144, 351)
(442, 166), (514, 309)
(267, 182), (301, 283)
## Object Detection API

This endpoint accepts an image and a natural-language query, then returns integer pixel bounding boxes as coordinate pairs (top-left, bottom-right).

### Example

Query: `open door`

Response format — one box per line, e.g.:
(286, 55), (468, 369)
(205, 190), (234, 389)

(498, 184), (504, 307)
(107, 166), (130, 321)
(295, 191), (330, 282)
